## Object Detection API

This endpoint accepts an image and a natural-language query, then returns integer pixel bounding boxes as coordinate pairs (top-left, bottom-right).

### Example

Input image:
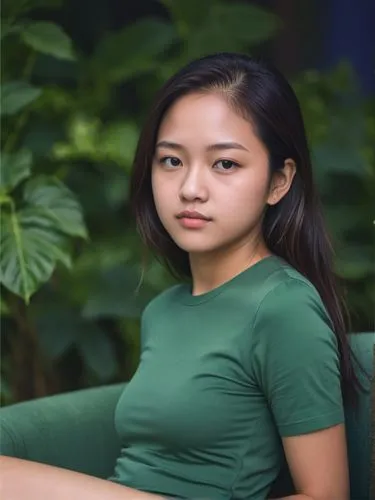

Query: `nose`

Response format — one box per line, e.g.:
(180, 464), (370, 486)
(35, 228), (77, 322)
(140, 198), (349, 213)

(179, 166), (208, 203)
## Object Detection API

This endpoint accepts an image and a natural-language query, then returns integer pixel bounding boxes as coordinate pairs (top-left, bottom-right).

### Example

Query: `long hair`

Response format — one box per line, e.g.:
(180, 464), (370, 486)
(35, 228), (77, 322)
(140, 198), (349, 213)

(130, 52), (361, 405)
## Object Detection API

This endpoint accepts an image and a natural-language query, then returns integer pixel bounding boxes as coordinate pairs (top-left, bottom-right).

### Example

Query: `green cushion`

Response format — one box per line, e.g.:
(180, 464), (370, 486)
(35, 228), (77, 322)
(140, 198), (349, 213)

(346, 332), (374, 500)
(0, 383), (124, 478)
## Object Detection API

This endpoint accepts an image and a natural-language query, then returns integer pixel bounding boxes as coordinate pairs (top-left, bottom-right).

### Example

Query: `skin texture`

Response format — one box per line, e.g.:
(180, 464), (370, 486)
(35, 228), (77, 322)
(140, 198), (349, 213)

(0, 92), (349, 500)
(0, 456), (164, 500)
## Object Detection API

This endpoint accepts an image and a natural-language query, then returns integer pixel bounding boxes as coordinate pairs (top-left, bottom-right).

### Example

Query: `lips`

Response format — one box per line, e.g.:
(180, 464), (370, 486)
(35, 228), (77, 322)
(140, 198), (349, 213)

(176, 210), (211, 221)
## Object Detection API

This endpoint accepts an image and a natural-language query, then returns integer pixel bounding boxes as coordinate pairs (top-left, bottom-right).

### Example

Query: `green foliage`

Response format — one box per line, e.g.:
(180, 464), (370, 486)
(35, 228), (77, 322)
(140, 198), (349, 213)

(183, 2), (279, 59)
(1, 0), (373, 404)
(91, 19), (177, 83)
(1, 206), (72, 301)
(0, 148), (87, 302)
(1, 81), (42, 115)
(23, 176), (87, 238)
(293, 65), (375, 321)
(1, 149), (32, 191)
(21, 22), (76, 61)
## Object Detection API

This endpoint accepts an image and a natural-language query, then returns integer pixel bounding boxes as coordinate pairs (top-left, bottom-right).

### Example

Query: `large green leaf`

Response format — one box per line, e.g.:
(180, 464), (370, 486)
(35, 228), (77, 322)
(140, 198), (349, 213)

(92, 19), (177, 82)
(0, 149), (32, 193)
(23, 175), (88, 239)
(0, 208), (72, 302)
(1, 81), (42, 116)
(21, 22), (76, 61)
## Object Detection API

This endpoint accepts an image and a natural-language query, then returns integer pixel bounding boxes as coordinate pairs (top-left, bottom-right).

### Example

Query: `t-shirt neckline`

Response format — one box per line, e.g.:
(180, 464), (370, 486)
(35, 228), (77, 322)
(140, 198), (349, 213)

(179, 255), (280, 306)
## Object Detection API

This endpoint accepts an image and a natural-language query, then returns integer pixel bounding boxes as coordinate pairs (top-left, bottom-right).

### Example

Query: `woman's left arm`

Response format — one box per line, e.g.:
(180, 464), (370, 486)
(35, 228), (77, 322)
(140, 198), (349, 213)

(250, 280), (351, 500)
(272, 423), (349, 500)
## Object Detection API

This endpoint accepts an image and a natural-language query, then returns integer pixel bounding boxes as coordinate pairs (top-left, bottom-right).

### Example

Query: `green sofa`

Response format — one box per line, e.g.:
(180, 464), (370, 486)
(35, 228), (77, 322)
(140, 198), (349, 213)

(0, 332), (373, 499)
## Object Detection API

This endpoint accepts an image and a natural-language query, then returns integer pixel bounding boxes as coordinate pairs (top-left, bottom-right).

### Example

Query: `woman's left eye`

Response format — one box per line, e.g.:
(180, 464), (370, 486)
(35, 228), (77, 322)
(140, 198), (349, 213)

(214, 160), (239, 171)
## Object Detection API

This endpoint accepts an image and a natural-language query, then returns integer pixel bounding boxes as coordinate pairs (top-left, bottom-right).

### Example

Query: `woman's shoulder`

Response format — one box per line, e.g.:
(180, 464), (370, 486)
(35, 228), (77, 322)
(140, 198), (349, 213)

(251, 260), (336, 351)
(260, 256), (322, 298)
(141, 283), (186, 319)
(251, 257), (325, 313)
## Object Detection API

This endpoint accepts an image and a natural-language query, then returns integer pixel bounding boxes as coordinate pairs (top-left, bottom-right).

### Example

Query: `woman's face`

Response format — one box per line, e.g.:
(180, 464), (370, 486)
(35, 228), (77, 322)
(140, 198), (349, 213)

(151, 92), (280, 257)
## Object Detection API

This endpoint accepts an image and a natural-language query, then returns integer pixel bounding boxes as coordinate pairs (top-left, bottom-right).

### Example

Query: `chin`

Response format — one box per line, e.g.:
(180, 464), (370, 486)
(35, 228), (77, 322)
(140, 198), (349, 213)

(172, 237), (220, 254)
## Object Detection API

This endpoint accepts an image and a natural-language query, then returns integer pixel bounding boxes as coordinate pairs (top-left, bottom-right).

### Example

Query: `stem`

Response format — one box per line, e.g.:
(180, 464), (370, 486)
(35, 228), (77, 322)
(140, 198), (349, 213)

(0, 195), (32, 303)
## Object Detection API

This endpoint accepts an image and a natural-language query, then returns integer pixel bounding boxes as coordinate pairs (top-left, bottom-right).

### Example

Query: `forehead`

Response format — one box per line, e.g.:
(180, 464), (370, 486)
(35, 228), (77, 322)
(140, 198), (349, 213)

(157, 92), (258, 145)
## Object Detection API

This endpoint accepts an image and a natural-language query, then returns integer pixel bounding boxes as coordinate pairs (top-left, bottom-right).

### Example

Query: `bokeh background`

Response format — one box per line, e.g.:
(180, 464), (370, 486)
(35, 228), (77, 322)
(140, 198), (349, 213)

(1, 0), (374, 405)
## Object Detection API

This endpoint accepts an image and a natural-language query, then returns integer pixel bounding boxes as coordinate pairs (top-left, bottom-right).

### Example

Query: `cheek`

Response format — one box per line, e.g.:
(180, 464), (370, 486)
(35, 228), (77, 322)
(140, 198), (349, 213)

(218, 172), (270, 217)
(151, 169), (163, 201)
(151, 170), (172, 218)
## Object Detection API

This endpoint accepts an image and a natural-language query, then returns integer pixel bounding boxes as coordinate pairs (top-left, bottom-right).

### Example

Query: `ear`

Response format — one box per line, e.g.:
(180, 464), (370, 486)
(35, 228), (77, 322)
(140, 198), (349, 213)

(267, 158), (296, 206)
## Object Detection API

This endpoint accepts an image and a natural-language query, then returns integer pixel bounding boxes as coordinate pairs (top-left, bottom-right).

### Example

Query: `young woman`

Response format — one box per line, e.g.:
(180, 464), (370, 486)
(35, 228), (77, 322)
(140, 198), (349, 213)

(0, 53), (358, 500)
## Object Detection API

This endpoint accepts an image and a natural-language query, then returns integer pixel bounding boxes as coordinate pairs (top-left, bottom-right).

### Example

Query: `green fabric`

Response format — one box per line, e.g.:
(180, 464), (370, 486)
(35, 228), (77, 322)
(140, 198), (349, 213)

(109, 256), (344, 499)
(0, 383), (124, 478)
(345, 332), (374, 500)
(0, 335), (373, 499)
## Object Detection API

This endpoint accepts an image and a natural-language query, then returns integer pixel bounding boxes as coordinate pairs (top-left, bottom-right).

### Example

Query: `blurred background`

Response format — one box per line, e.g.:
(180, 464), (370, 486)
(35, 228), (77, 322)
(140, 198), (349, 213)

(1, 0), (374, 405)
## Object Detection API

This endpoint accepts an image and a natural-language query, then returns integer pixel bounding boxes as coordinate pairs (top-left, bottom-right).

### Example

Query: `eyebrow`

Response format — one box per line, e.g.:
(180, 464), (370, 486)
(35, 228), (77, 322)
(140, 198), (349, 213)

(155, 140), (249, 152)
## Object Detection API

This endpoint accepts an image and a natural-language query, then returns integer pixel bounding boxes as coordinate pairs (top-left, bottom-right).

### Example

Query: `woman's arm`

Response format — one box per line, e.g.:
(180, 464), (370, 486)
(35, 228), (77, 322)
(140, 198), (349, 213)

(271, 424), (349, 500)
(0, 456), (165, 500)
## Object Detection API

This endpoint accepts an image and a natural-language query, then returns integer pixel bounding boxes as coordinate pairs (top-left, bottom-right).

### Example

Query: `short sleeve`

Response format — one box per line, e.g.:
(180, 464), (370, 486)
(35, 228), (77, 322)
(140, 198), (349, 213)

(250, 277), (345, 437)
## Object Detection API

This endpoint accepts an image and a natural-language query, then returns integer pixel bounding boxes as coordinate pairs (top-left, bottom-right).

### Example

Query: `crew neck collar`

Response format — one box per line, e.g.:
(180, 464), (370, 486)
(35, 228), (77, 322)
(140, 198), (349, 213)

(179, 255), (281, 306)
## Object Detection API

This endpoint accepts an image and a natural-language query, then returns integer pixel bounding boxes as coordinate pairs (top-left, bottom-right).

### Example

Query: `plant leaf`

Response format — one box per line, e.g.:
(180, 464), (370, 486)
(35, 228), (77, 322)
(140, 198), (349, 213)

(0, 149), (32, 193)
(21, 21), (76, 61)
(0, 208), (72, 303)
(183, 3), (279, 59)
(1, 81), (42, 116)
(213, 3), (279, 44)
(1, 21), (22, 40)
(23, 175), (88, 239)
(92, 19), (177, 82)
(161, 0), (215, 35)
(100, 121), (139, 168)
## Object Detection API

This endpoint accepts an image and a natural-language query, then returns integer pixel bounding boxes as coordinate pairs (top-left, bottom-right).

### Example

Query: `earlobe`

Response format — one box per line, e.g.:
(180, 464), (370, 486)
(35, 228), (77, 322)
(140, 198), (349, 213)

(267, 158), (296, 205)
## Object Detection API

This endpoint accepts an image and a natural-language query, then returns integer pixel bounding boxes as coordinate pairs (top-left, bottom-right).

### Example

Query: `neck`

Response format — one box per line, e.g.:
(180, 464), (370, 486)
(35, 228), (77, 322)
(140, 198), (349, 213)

(189, 236), (271, 296)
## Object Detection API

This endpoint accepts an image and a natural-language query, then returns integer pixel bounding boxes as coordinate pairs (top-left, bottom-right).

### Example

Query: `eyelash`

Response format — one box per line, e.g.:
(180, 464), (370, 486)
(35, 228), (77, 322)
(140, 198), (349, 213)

(158, 156), (240, 172)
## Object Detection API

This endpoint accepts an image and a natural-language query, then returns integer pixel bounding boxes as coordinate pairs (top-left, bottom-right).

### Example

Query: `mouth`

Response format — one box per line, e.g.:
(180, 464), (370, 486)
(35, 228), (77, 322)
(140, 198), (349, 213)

(175, 211), (212, 229)
(176, 210), (211, 221)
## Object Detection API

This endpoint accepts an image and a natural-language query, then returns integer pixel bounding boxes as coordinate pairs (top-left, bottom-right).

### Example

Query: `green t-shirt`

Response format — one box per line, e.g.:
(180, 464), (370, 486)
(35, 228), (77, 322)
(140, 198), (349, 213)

(109, 255), (344, 499)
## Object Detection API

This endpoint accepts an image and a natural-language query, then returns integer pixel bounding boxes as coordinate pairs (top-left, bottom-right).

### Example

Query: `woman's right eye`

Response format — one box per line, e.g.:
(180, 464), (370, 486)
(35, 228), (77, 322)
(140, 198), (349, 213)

(160, 156), (182, 168)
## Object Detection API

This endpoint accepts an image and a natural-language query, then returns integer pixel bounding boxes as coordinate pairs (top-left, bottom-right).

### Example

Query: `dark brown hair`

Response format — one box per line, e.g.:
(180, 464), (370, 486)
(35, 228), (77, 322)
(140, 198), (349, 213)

(130, 52), (361, 405)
